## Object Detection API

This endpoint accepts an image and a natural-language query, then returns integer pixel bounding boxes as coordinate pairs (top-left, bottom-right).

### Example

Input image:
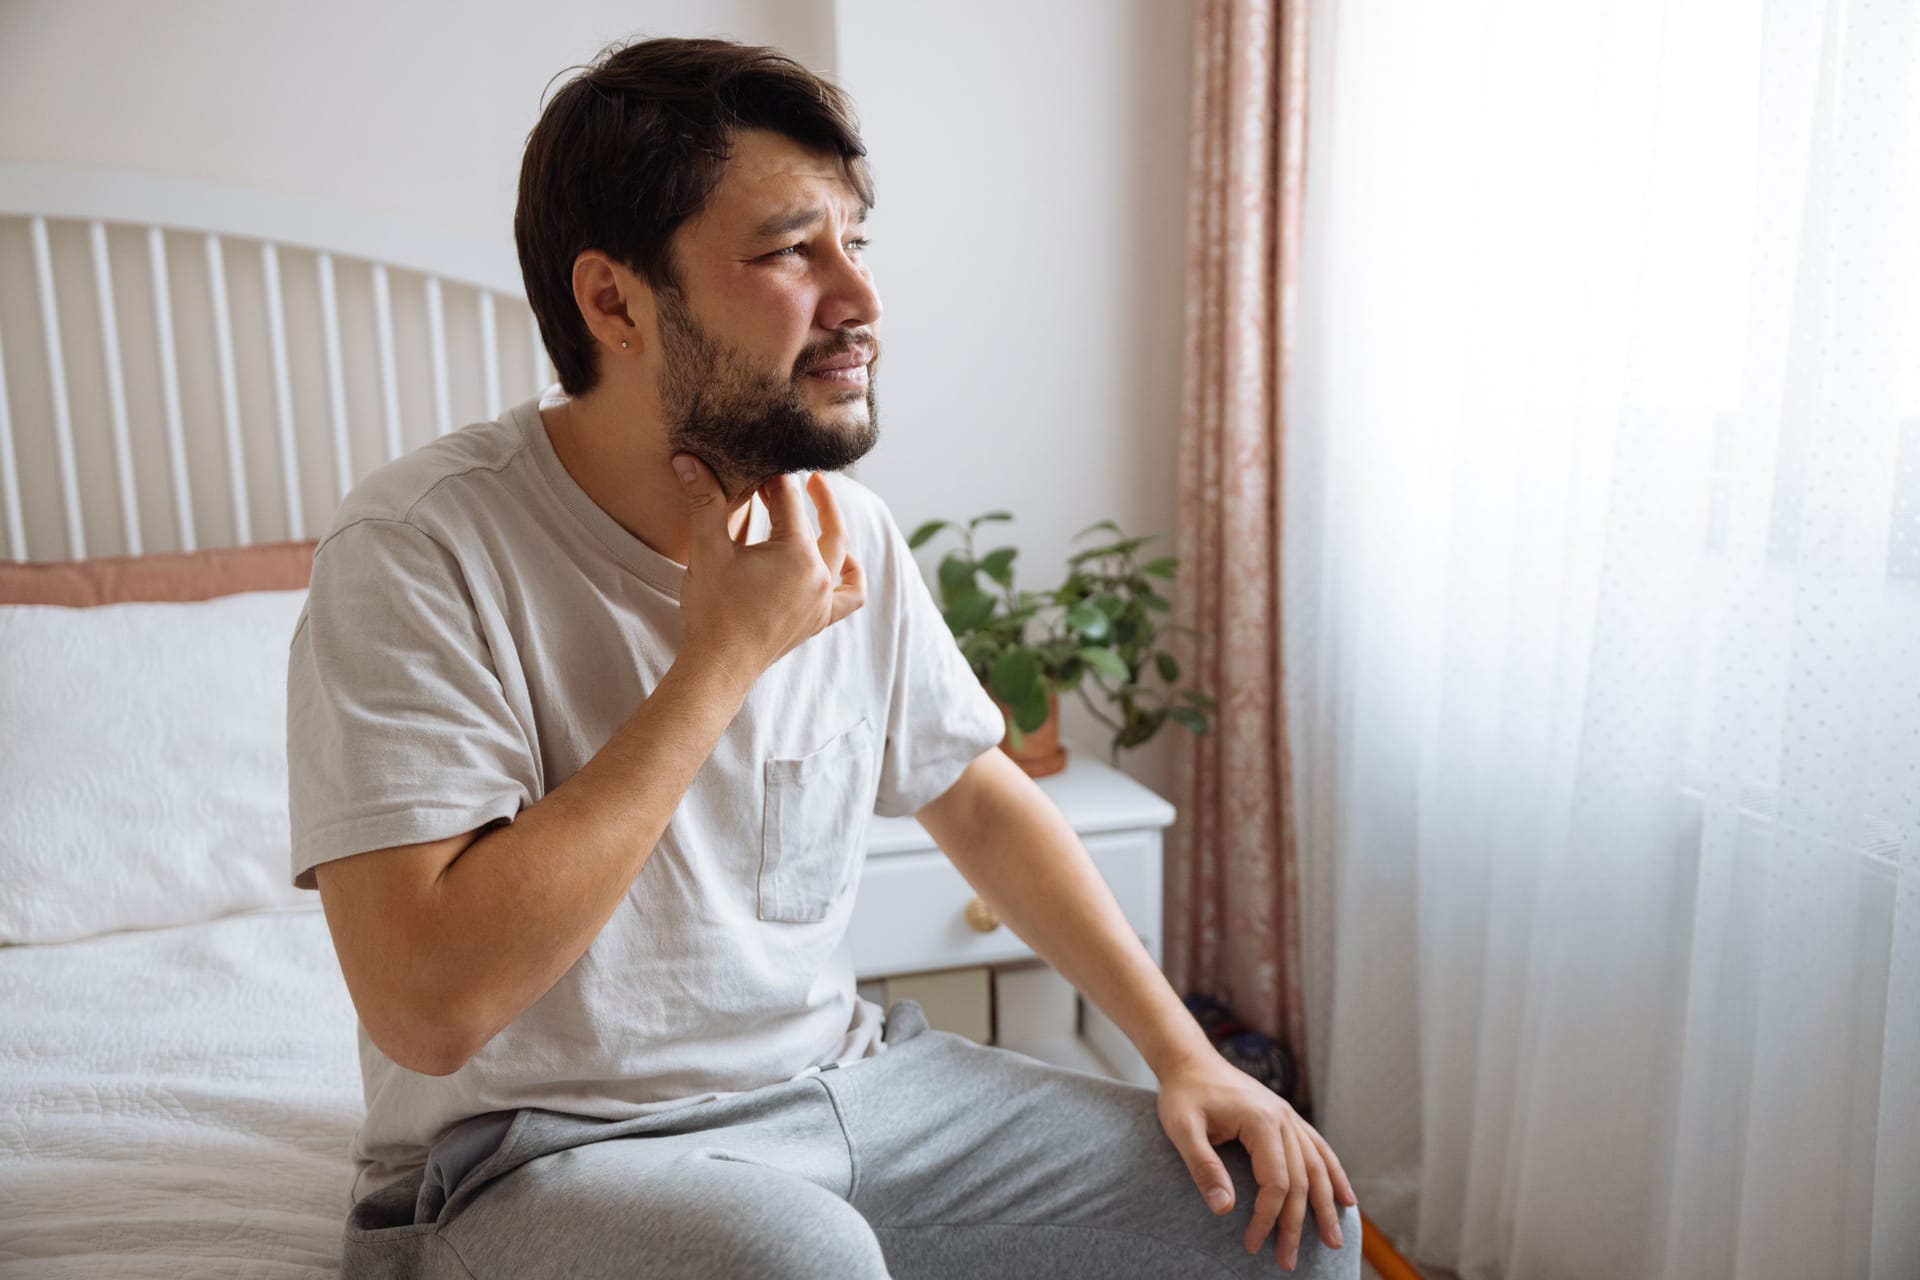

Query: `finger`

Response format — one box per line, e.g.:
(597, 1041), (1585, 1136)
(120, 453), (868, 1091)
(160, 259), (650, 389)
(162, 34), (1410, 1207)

(807, 473), (848, 576)
(1304, 1127), (1358, 1208)
(1300, 1140), (1345, 1252)
(759, 473), (806, 543)
(1164, 1110), (1237, 1216)
(1278, 1123), (1310, 1270)
(672, 454), (734, 557)
(829, 551), (866, 625)
(1239, 1123), (1290, 1255)
(732, 494), (756, 548)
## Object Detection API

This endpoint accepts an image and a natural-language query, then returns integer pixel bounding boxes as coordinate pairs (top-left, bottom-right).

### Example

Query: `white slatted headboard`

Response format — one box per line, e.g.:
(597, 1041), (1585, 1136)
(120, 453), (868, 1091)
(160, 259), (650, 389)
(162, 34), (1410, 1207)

(0, 165), (552, 560)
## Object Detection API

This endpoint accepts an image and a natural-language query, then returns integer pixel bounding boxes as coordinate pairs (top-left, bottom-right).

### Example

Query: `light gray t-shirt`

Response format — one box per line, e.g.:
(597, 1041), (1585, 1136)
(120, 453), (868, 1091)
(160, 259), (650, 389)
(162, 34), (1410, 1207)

(286, 391), (1005, 1203)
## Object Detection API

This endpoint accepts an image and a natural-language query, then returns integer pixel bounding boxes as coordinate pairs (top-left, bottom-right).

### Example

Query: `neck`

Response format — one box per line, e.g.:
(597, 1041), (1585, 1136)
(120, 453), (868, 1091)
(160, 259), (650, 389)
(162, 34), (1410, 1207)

(538, 386), (754, 569)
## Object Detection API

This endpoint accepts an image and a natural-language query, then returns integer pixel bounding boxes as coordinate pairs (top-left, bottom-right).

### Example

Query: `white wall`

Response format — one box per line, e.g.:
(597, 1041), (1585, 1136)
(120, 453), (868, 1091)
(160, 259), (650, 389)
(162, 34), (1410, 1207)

(834, 1), (1194, 794)
(0, 0), (1193, 795)
(0, 0), (833, 261)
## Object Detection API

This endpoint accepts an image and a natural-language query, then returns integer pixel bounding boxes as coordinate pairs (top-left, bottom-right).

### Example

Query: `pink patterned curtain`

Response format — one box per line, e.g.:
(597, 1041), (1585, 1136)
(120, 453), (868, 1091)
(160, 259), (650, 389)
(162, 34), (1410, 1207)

(1165, 0), (1313, 1111)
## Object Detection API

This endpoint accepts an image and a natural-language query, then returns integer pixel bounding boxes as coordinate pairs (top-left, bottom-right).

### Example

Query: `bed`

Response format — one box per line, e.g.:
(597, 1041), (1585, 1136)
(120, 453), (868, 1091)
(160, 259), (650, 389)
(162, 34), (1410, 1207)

(0, 909), (362, 1276)
(0, 163), (549, 1276)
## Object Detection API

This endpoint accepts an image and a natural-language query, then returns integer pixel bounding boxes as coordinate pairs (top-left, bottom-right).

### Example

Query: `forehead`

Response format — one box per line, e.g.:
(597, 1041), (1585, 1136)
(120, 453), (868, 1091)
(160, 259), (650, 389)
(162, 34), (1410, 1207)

(693, 128), (866, 234)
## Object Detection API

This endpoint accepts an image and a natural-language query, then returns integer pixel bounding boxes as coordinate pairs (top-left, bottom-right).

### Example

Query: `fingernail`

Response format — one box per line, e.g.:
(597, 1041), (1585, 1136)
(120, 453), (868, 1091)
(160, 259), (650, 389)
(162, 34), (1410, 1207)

(673, 457), (694, 484)
(1207, 1188), (1230, 1211)
(1333, 1230), (1344, 1247)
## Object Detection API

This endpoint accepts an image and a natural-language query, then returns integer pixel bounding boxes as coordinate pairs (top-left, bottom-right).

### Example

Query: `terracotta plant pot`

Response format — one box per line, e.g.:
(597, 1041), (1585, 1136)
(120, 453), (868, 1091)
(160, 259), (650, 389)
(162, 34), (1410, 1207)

(990, 688), (1068, 779)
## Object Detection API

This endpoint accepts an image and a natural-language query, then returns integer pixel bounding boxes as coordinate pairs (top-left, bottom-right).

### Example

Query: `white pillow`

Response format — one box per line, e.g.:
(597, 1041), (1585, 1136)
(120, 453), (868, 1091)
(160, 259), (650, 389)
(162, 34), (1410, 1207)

(0, 589), (310, 945)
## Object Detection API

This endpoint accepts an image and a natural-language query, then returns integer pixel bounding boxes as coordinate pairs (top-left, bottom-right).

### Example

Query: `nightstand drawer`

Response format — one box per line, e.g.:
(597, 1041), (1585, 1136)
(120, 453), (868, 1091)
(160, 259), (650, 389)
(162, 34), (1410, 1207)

(848, 829), (1161, 978)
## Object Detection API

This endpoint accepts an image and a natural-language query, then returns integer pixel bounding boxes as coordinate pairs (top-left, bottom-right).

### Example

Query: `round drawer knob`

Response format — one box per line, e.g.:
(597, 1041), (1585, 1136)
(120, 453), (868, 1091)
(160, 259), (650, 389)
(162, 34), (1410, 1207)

(964, 896), (1000, 933)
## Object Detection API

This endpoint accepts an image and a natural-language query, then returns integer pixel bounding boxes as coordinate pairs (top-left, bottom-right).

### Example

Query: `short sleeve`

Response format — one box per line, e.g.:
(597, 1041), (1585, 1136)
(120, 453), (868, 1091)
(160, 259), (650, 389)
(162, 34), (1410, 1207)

(286, 518), (538, 890)
(869, 502), (1008, 818)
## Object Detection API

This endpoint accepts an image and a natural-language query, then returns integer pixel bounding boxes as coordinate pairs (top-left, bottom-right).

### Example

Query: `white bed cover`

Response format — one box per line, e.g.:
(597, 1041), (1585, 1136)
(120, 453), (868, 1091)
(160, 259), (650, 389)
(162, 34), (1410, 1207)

(1, 906), (364, 1277)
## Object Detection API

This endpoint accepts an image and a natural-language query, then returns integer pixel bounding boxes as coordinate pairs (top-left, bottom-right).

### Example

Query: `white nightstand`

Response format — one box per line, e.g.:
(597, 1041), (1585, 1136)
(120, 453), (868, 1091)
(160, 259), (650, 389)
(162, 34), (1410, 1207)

(847, 744), (1176, 1089)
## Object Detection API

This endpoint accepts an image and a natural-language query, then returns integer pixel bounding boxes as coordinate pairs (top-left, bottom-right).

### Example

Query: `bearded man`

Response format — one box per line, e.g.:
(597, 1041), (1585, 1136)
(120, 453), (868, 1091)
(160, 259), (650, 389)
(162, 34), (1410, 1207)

(286, 34), (1360, 1280)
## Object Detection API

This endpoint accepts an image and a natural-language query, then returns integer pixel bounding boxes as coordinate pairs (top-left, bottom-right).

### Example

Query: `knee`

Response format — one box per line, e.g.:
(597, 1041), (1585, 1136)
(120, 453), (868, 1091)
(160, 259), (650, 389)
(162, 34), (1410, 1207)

(1212, 1148), (1365, 1279)
(661, 1167), (888, 1280)
(713, 1192), (890, 1280)
(1275, 1199), (1364, 1279)
(1214, 1200), (1364, 1279)
(442, 1150), (890, 1280)
(1313, 1201), (1365, 1279)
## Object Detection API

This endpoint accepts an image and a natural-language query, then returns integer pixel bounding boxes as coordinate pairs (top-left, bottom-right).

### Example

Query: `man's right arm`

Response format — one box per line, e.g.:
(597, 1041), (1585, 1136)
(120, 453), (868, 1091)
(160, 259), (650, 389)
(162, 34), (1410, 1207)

(312, 648), (752, 1076)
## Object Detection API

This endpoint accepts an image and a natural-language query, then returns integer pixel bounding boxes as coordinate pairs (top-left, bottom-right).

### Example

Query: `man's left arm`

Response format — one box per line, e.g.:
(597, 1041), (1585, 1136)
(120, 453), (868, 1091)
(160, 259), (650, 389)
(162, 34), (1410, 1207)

(914, 747), (1209, 1077)
(914, 747), (1358, 1270)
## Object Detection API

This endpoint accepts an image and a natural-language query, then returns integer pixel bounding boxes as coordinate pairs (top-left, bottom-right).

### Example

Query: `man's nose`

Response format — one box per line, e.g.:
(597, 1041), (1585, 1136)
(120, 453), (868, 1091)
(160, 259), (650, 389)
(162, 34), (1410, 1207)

(820, 249), (881, 331)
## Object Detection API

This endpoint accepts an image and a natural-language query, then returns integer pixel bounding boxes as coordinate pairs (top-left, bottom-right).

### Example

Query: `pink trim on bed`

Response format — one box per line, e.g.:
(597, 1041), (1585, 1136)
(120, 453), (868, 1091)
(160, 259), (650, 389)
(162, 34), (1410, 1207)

(0, 540), (318, 605)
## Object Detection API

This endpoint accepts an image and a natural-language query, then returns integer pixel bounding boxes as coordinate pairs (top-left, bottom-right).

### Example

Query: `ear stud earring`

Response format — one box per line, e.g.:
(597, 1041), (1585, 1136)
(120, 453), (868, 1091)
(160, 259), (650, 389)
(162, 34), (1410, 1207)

(621, 340), (629, 349)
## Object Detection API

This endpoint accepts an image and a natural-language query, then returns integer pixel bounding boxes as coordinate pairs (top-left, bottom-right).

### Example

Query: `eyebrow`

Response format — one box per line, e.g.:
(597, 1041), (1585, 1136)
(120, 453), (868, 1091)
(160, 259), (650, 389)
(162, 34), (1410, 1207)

(750, 204), (871, 240)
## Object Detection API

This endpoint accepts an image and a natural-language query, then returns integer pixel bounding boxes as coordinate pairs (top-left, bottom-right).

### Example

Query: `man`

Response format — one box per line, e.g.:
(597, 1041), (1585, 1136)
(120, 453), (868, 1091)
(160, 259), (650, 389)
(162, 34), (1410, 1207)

(288, 35), (1360, 1280)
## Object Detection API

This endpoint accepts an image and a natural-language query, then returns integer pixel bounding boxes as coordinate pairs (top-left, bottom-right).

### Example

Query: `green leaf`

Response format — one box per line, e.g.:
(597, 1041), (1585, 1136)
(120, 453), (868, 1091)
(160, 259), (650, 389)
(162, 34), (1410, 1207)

(978, 546), (1019, 587)
(1066, 601), (1110, 641)
(943, 589), (998, 633)
(1140, 591), (1172, 613)
(1077, 646), (1130, 681)
(1014, 684), (1053, 733)
(962, 635), (1002, 668)
(968, 510), (1014, 529)
(1141, 557), (1178, 578)
(938, 556), (977, 601)
(1072, 518), (1124, 540)
(1169, 706), (1210, 734)
(907, 519), (950, 550)
(1094, 596), (1127, 619)
(988, 647), (1042, 706)
(1071, 534), (1157, 562)
(1068, 541), (1129, 564)
(1181, 689), (1218, 711)
(1155, 652), (1181, 683)
(1116, 708), (1166, 749)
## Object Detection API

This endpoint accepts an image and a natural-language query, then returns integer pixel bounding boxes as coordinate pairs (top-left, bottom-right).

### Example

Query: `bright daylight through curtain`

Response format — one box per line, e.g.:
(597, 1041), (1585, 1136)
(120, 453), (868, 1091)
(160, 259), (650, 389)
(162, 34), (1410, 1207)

(1285, 1), (1917, 1277)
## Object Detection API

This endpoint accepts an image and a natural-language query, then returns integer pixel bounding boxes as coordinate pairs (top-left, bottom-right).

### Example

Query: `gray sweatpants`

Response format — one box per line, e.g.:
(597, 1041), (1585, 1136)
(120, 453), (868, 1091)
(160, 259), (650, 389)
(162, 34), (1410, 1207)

(338, 999), (1363, 1278)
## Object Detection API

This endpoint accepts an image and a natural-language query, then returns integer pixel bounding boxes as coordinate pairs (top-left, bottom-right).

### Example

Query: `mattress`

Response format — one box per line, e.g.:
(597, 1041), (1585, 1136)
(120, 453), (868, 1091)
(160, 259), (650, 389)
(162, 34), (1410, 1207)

(0, 905), (363, 1277)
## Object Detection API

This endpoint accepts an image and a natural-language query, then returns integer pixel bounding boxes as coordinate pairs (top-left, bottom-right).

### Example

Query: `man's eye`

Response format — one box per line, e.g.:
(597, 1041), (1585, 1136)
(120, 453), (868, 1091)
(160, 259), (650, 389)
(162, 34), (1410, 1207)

(766, 239), (870, 260)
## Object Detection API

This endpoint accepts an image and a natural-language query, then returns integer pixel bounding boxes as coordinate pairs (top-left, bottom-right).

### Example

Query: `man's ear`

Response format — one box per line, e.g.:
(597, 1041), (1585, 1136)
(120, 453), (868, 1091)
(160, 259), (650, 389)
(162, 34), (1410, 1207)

(570, 249), (646, 359)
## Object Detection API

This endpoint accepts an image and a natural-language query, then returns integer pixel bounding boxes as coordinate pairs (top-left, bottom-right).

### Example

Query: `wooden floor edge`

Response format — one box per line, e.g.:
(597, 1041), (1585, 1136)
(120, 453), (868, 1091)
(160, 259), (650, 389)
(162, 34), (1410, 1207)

(1360, 1211), (1425, 1280)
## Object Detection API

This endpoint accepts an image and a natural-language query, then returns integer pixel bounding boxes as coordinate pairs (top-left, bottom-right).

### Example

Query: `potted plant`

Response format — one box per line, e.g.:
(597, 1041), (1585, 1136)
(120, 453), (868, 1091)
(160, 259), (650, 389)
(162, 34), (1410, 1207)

(907, 511), (1218, 776)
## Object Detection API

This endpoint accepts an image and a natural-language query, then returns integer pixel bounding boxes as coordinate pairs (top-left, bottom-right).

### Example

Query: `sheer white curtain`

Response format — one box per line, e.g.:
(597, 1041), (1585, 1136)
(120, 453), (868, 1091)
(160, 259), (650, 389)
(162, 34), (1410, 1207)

(1285, 2), (1918, 1278)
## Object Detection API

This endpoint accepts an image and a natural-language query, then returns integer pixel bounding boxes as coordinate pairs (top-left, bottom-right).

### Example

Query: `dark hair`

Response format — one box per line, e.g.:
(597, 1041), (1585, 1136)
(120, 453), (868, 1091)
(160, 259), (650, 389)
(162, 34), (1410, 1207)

(515, 36), (875, 396)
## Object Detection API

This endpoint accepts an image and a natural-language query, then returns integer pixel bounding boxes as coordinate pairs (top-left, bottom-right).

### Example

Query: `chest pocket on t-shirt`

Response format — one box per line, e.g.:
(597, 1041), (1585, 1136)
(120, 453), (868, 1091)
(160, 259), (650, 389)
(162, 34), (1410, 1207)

(758, 715), (876, 923)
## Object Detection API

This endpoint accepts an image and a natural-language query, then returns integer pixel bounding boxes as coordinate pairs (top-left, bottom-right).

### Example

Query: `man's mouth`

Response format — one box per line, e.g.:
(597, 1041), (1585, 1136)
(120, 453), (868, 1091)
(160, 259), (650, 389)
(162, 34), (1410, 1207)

(804, 347), (874, 387)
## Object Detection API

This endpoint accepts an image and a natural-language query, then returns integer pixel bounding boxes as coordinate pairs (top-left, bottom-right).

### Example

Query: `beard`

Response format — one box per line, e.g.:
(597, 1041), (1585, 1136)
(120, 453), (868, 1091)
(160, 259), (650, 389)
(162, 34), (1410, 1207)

(655, 286), (880, 502)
